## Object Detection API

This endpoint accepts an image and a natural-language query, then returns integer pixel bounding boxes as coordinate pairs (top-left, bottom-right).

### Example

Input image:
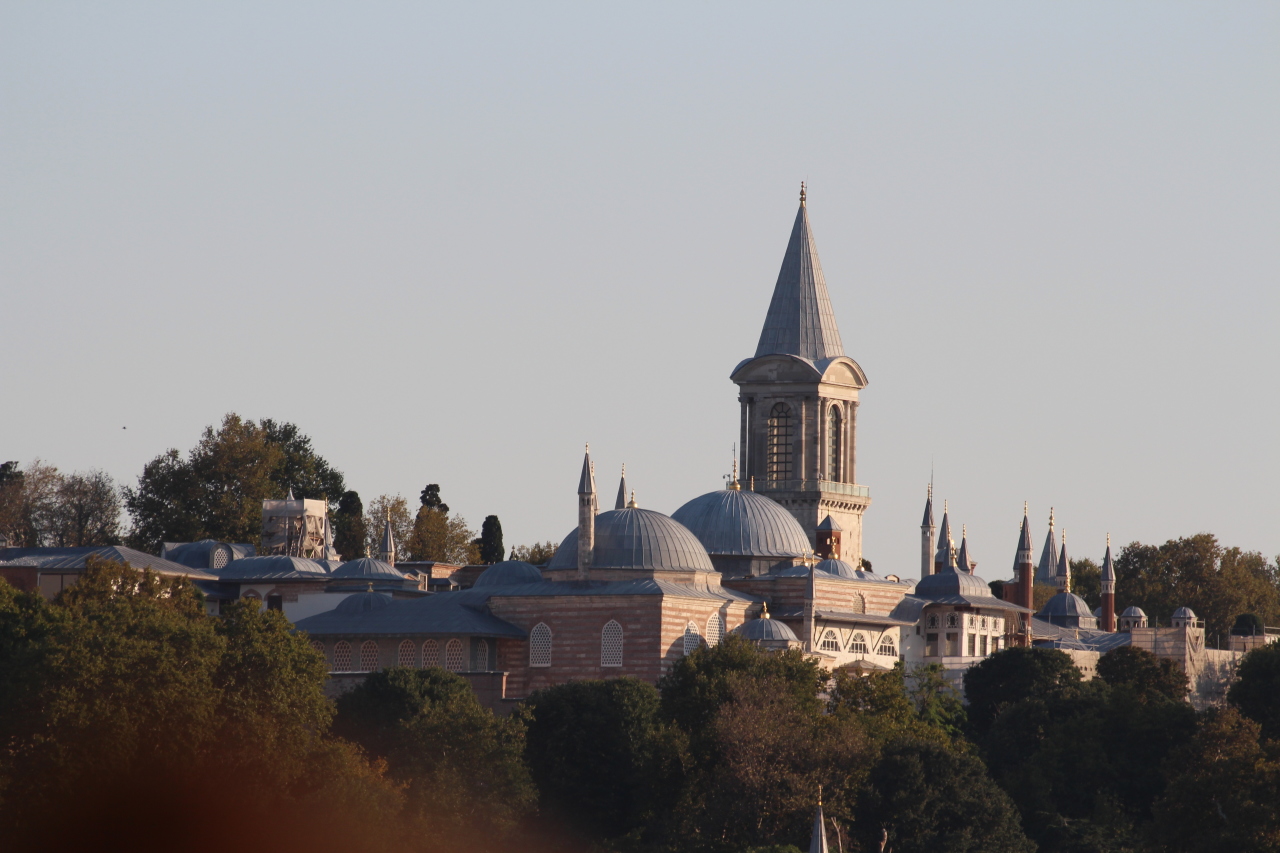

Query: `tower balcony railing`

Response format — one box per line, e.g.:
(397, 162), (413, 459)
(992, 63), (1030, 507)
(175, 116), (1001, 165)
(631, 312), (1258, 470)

(759, 478), (870, 498)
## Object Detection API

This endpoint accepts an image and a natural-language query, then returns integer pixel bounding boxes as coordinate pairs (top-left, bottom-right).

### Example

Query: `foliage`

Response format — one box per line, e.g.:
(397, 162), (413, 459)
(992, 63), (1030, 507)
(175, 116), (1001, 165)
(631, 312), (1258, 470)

(1034, 582), (1059, 611)
(1070, 557), (1101, 609)
(829, 662), (951, 746)
(364, 493), (414, 559)
(476, 514), (504, 563)
(334, 667), (536, 844)
(905, 663), (967, 738)
(333, 490), (368, 560)
(1148, 706), (1280, 852)
(420, 483), (449, 513)
(962, 647), (1083, 736)
(1228, 640), (1280, 741)
(1115, 534), (1280, 639)
(1096, 645), (1188, 701)
(1232, 612), (1265, 635)
(853, 739), (1035, 853)
(0, 461), (122, 547)
(509, 541), (559, 565)
(125, 414), (346, 552)
(405, 505), (479, 564)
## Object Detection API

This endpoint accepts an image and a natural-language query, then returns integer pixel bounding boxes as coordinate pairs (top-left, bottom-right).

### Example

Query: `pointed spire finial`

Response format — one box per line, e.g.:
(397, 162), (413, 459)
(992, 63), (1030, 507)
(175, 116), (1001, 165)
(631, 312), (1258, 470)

(762, 601), (770, 619)
(800, 181), (806, 206)
(1049, 507), (1055, 528)
(627, 489), (638, 509)
(1107, 532), (1111, 547)
(928, 482), (933, 499)
(1024, 500), (1028, 516)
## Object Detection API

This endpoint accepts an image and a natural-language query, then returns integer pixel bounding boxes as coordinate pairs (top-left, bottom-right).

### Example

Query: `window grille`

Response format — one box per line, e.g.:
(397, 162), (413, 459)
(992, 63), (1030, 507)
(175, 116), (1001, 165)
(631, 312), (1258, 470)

(849, 633), (868, 654)
(851, 593), (865, 614)
(981, 617), (988, 629)
(946, 613), (958, 628)
(211, 546), (230, 570)
(682, 622), (703, 656)
(706, 613), (725, 646)
(530, 623), (552, 667)
(925, 633), (938, 656)
(980, 635), (989, 656)
(310, 640), (325, 656)
(358, 640), (379, 672)
(474, 639), (489, 671)
(927, 614), (939, 629)
(398, 639), (417, 668)
(422, 639), (438, 668)
(820, 630), (841, 652)
(601, 620), (623, 667)
(333, 641), (352, 672)
(968, 634), (977, 656)
(827, 405), (842, 481)
(967, 615), (977, 628)
(876, 636), (897, 656)
(767, 403), (794, 481)
(445, 639), (466, 672)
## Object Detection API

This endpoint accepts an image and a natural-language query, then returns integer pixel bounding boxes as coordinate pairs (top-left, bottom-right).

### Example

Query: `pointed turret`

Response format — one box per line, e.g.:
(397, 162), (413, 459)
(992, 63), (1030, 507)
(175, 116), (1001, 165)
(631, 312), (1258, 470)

(957, 524), (973, 574)
(615, 464), (628, 510)
(1012, 503), (1035, 615)
(1101, 533), (1117, 632)
(1037, 508), (1058, 585)
(577, 446), (597, 581)
(1056, 530), (1071, 593)
(921, 483), (936, 579)
(755, 184), (845, 361)
(934, 501), (955, 573)
(379, 512), (396, 566)
(804, 556), (817, 653)
(808, 788), (829, 853)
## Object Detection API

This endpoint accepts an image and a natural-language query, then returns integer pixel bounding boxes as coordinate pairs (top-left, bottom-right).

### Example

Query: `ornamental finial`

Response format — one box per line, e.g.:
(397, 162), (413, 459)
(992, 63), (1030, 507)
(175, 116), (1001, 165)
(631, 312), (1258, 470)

(800, 181), (806, 206)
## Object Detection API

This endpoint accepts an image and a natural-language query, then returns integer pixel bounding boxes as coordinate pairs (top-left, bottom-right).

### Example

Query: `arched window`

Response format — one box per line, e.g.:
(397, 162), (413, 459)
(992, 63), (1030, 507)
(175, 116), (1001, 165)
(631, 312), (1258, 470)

(474, 639), (489, 671)
(682, 622), (703, 656)
(242, 589), (261, 602)
(927, 614), (939, 629)
(601, 620), (623, 667)
(827, 405), (842, 481)
(766, 403), (794, 481)
(849, 633), (869, 654)
(876, 635), (897, 656)
(820, 629), (841, 652)
(706, 612), (725, 646)
(333, 641), (352, 672)
(530, 623), (552, 667)
(266, 593), (283, 612)
(946, 613), (959, 628)
(358, 640), (379, 672)
(422, 639), (438, 668)
(445, 639), (465, 672)
(397, 639), (417, 668)
(851, 592), (865, 614)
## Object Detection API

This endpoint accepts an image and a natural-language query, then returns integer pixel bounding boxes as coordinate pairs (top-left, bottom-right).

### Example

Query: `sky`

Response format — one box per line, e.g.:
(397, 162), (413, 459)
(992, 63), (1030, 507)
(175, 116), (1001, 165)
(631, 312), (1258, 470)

(2, 2), (1277, 575)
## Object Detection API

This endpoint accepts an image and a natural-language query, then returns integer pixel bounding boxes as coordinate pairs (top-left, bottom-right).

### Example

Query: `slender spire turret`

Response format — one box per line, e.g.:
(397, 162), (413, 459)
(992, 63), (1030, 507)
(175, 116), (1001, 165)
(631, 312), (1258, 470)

(577, 445), (596, 582)
(957, 524), (973, 574)
(1037, 508), (1058, 585)
(1056, 529), (1071, 593)
(615, 464), (628, 510)
(1012, 503), (1035, 615)
(935, 500), (955, 573)
(921, 483), (936, 579)
(1101, 533), (1117, 632)
(808, 785), (829, 853)
(379, 511), (396, 566)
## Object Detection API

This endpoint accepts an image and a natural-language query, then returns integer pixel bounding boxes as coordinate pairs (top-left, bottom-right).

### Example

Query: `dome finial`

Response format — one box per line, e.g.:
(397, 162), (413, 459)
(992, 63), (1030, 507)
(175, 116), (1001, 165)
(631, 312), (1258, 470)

(728, 444), (741, 490)
(366, 581), (374, 592)
(627, 490), (638, 509)
(761, 601), (770, 619)
(800, 181), (806, 206)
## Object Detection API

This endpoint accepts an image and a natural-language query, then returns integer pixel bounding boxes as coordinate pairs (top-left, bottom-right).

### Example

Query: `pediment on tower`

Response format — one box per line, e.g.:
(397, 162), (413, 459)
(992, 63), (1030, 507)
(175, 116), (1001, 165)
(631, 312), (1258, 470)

(730, 353), (824, 384)
(818, 356), (868, 389)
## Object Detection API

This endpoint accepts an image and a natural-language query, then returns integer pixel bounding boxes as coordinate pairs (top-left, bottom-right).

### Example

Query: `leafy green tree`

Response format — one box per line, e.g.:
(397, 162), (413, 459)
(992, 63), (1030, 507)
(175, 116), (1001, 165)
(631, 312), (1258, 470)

(509, 541), (559, 565)
(1096, 645), (1188, 701)
(405, 505), (478, 564)
(962, 647), (1082, 736)
(0, 460), (61, 547)
(1229, 640), (1280, 740)
(521, 677), (673, 839)
(1070, 557), (1101, 609)
(829, 662), (950, 746)
(48, 469), (122, 546)
(853, 739), (1034, 853)
(420, 483), (449, 513)
(260, 418), (346, 508)
(476, 514), (504, 563)
(1149, 706), (1280, 852)
(905, 663), (967, 738)
(1232, 612), (1265, 636)
(364, 493), (414, 559)
(333, 490), (368, 560)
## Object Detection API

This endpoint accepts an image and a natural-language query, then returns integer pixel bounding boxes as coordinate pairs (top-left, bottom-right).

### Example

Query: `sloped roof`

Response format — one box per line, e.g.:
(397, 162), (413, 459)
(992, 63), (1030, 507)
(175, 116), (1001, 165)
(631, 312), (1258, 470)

(1030, 617), (1131, 653)
(754, 198), (845, 361)
(208, 555), (328, 581)
(0, 546), (215, 579)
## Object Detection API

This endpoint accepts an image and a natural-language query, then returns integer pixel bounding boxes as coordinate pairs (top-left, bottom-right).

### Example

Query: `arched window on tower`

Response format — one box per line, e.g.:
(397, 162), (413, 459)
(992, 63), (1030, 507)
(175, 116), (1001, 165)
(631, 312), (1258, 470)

(601, 620), (623, 667)
(827, 405), (842, 482)
(767, 403), (794, 482)
(820, 629), (841, 652)
(530, 623), (552, 667)
(849, 633), (869, 654)
(876, 634), (897, 656)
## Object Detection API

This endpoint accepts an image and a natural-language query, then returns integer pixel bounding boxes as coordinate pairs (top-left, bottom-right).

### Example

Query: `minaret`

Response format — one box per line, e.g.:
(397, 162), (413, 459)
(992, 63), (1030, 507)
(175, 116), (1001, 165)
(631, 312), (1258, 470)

(379, 511), (396, 566)
(577, 446), (597, 582)
(934, 501), (954, 573)
(1101, 534), (1116, 632)
(957, 524), (973, 574)
(615, 464), (628, 510)
(1056, 530), (1071, 593)
(921, 483), (936, 579)
(803, 556), (817, 653)
(808, 786), (829, 853)
(1037, 508), (1058, 585)
(1012, 503), (1035, 614)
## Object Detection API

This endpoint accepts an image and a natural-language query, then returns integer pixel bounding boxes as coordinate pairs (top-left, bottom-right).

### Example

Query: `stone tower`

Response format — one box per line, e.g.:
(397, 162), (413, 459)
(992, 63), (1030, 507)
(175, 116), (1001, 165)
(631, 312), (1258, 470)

(732, 186), (871, 565)
(920, 484), (935, 579)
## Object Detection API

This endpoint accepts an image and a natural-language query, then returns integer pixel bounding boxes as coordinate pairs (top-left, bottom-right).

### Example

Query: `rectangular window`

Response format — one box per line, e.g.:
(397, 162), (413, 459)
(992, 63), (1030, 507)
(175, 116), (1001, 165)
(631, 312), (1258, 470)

(925, 633), (938, 657)
(946, 632), (958, 656)
(981, 635), (989, 656)
(967, 634), (976, 656)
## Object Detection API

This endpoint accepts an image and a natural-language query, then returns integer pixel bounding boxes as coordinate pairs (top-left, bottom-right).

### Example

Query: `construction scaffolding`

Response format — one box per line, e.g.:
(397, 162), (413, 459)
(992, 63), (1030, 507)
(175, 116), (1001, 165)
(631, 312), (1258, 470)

(261, 495), (330, 559)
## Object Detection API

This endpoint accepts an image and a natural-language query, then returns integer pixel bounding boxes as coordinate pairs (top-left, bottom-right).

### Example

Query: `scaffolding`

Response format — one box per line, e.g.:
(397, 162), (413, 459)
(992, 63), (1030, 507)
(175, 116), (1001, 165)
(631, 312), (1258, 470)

(261, 496), (329, 559)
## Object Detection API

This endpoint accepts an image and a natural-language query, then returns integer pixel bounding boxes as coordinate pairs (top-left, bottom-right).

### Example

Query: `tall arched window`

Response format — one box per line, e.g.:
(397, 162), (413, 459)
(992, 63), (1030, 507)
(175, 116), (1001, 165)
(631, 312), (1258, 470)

(397, 639), (417, 668)
(826, 405), (842, 482)
(767, 403), (794, 481)
(849, 633), (869, 654)
(820, 629), (841, 652)
(601, 620), (623, 667)
(333, 641), (352, 672)
(422, 639), (438, 668)
(706, 612), (725, 646)
(445, 639), (465, 672)
(358, 640), (379, 672)
(682, 622), (703, 656)
(530, 623), (552, 667)
(474, 639), (489, 671)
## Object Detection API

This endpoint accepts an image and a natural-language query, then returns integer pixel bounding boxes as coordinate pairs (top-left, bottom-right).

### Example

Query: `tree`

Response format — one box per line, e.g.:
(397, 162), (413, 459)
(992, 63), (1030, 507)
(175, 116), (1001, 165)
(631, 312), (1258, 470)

(1070, 557), (1101, 609)
(1096, 645), (1188, 701)
(363, 494), (414, 560)
(260, 418), (346, 510)
(420, 483), (449, 514)
(509, 541), (559, 565)
(476, 515), (504, 564)
(962, 647), (1082, 736)
(1229, 640), (1280, 741)
(853, 739), (1034, 853)
(1232, 612), (1265, 636)
(0, 460), (60, 547)
(905, 663), (967, 738)
(0, 461), (23, 545)
(405, 506), (478, 564)
(332, 490), (368, 560)
(48, 470), (122, 547)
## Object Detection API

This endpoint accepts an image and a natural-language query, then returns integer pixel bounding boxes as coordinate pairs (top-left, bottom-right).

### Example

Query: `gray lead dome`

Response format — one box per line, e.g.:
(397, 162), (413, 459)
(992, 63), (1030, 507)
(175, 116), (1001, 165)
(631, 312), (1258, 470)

(474, 561), (544, 587)
(672, 488), (811, 558)
(734, 615), (799, 642)
(547, 507), (715, 573)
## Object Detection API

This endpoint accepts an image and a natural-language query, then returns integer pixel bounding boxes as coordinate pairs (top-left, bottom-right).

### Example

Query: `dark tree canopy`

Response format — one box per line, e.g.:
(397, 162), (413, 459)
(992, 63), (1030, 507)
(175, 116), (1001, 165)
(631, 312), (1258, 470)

(419, 483), (449, 514)
(259, 418), (346, 505)
(1229, 641), (1280, 741)
(333, 490), (367, 561)
(1232, 612), (1265, 635)
(1096, 645), (1188, 701)
(477, 514), (504, 564)
(962, 647), (1083, 735)
(1070, 557), (1101, 609)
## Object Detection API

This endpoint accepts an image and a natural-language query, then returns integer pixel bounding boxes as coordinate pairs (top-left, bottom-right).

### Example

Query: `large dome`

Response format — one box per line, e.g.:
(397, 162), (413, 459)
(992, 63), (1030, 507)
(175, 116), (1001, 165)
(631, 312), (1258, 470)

(672, 488), (811, 557)
(547, 507), (715, 573)
(914, 565), (993, 600)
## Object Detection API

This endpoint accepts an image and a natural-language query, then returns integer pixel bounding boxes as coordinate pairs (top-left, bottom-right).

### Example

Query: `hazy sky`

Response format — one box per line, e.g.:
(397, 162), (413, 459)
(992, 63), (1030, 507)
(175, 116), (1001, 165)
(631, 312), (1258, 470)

(3, 3), (1277, 575)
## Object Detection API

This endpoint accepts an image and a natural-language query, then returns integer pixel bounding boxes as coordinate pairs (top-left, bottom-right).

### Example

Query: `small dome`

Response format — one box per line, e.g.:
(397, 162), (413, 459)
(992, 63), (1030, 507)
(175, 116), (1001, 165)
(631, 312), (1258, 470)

(1172, 606), (1197, 619)
(814, 558), (884, 581)
(914, 566), (992, 600)
(212, 554), (326, 578)
(547, 508), (715, 573)
(733, 615), (799, 642)
(1092, 607), (1102, 618)
(1039, 592), (1094, 618)
(332, 557), (406, 580)
(334, 590), (393, 615)
(1121, 606), (1147, 618)
(671, 489), (811, 557)
(474, 560), (544, 588)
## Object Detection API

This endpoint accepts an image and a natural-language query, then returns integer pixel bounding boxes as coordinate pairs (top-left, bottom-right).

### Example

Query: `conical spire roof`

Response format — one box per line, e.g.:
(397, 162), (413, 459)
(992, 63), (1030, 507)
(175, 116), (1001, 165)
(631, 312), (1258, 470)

(1012, 505), (1034, 572)
(808, 794), (829, 853)
(957, 525), (973, 574)
(935, 503), (955, 570)
(755, 187), (845, 361)
(922, 483), (935, 528)
(1037, 509), (1058, 584)
(615, 465), (628, 510)
(578, 446), (596, 496)
(1057, 531), (1070, 585)
(379, 515), (396, 564)
(1102, 535), (1116, 583)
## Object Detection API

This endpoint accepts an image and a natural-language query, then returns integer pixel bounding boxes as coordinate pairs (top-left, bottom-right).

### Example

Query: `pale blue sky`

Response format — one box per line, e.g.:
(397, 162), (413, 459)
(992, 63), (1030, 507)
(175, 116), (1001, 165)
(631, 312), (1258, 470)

(2, 2), (1277, 573)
